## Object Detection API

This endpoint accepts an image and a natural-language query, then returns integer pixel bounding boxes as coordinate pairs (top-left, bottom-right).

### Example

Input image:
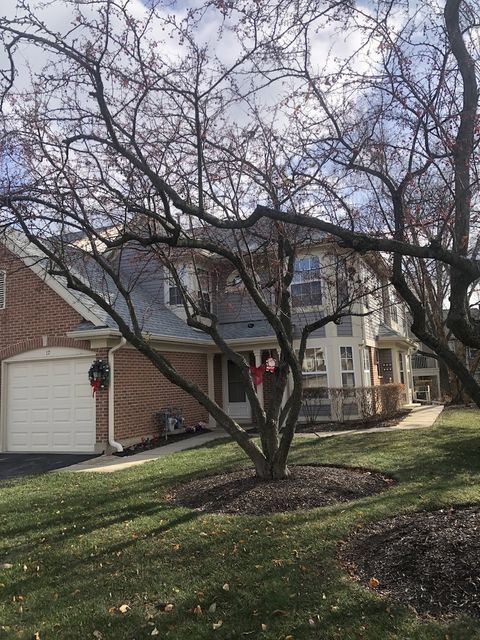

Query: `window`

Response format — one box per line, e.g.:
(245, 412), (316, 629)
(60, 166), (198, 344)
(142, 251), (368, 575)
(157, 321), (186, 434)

(340, 346), (355, 387)
(363, 347), (371, 386)
(168, 284), (183, 305)
(301, 347), (328, 387)
(398, 352), (405, 384)
(195, 268), (211, 314)
(166, 265), (187, 306)
(291, 256), (322, 306)
(0, 271), (5, 309)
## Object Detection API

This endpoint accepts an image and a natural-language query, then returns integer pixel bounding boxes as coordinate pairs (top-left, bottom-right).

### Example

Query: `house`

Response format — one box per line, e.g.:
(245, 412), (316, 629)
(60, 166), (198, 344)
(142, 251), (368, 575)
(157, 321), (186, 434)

(0, 228), (417, 454)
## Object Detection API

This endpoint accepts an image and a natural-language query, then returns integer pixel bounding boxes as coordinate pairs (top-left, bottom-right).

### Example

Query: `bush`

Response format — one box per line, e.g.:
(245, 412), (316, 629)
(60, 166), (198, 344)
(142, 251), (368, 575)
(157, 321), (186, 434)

(301, 383), (405, 423)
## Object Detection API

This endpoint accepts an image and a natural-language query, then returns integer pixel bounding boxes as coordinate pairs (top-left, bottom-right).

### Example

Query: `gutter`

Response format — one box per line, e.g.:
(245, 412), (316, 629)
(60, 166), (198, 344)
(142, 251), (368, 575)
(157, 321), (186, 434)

(108, 337), (127, 452)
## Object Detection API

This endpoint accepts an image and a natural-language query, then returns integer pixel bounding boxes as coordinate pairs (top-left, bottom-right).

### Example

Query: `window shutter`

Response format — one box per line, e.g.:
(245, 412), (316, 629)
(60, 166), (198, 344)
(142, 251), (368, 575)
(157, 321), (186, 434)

(0, 271), (5, 309)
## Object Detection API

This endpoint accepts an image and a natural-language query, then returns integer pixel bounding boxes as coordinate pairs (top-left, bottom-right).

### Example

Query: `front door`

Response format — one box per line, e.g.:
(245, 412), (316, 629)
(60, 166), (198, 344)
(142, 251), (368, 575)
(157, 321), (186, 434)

(224, 358), (252, 422)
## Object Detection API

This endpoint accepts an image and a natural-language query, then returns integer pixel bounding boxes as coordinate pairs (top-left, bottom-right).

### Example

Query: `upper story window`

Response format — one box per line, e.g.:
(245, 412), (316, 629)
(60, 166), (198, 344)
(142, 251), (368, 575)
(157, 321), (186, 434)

(291, 255), (322, 307)
(0, 271), (5, 309)
(195, 268), (211, 314)
(167, 265), (187, 306)
(166, 265), (211, 314)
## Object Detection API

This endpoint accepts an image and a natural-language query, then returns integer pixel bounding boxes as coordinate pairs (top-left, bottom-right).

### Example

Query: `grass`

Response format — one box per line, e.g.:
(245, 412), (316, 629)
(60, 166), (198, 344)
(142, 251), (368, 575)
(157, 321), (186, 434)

(1, 407), (480, 640)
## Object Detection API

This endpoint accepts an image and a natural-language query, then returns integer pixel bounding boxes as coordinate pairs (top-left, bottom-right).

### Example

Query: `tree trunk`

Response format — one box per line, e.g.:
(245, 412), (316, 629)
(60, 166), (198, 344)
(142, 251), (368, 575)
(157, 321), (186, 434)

(255, 458), (291, 480)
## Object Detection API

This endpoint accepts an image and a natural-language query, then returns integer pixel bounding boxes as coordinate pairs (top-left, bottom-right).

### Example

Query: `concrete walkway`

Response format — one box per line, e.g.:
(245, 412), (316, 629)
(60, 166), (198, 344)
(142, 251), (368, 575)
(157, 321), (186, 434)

(62, 404), (443, 474)
(61, 430), (230, 473)
(297, 403), (444, 440)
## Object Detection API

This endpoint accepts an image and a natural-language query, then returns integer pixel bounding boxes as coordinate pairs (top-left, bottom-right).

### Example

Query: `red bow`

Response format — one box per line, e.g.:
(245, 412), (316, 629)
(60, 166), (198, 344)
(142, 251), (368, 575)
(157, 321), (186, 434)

(90, 378), (102, 397)
(249, 364), (265, 386)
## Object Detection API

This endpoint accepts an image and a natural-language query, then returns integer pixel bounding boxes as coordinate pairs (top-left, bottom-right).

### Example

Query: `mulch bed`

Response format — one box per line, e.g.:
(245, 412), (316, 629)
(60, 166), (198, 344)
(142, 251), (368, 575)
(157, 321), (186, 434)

(167, 465), (394, 515)
(340, 505), (480, 619)
(113, 427), (210, 457)
(295, 409), (412, 433)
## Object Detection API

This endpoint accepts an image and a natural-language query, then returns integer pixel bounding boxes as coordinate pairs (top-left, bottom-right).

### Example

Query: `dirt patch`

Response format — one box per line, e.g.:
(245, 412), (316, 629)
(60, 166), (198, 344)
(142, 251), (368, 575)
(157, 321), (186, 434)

(167, 465), (394, 515)
(341, 505), (480, 619)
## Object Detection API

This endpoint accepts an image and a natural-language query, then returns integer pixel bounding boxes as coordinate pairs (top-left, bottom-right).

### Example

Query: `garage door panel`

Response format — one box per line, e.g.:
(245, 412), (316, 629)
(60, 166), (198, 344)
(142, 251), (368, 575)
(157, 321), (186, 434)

(52, 385), (71, 399)
(7, 357), (95, 453)
(32, 386), (50, 400)
(11, 386), (30, 401)
(31, 409), (49, 424)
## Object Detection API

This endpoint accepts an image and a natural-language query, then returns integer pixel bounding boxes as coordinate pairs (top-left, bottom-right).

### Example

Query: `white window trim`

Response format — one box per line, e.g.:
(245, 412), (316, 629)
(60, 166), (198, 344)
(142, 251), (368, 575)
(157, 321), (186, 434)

(340, 345), (356, 388)
(301, 347), (329, 388)
(291, 255), (323, 308)
(362, 347), (371, 386)
(0, 270), (5, 309)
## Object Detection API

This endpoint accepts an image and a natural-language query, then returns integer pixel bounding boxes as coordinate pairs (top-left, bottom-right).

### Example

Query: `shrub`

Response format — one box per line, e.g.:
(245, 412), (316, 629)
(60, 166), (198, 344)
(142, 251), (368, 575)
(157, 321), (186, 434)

(301, 383), (405, 423)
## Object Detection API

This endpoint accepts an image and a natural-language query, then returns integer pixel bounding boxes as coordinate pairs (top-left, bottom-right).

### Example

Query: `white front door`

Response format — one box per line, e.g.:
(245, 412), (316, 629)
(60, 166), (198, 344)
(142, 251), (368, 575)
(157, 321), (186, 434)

(224, 358), (252, 422)
(6, 357), (96, 452)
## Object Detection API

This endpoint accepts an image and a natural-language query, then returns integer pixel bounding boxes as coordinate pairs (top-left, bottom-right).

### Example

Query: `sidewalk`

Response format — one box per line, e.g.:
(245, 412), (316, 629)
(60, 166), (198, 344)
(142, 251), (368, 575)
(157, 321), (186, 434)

(296, 404), (444, 440)
(62, 404), (443, 474)
(62, 430), (230, 473)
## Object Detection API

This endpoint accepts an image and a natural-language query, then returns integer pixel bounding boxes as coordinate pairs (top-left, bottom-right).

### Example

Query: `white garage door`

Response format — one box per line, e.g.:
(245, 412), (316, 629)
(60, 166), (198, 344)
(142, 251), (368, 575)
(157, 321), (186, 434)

(6, 357), (95, 452)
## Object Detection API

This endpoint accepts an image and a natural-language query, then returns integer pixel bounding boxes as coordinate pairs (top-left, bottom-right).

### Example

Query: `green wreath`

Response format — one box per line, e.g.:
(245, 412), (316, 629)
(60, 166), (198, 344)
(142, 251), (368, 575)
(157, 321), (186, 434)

(88, 359), (110, 395)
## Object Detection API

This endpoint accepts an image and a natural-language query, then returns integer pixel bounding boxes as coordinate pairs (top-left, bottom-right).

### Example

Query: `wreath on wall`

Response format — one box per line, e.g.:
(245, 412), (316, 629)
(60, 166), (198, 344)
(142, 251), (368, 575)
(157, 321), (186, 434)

(88, 359), (110, 396)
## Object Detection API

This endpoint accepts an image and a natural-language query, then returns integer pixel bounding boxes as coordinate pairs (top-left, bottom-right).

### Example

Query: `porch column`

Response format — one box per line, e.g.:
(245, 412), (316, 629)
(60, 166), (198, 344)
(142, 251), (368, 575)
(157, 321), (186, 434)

(405, 349), (414, 404)
(207, 353), (216, 429)
(253, 348), (264, 409)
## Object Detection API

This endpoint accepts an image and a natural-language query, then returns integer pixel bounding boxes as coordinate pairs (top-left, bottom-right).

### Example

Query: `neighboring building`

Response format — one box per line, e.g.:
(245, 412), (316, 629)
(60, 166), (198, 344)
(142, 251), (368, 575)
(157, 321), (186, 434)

(411, 349), (441, 402)
(0, 229), (417, 454)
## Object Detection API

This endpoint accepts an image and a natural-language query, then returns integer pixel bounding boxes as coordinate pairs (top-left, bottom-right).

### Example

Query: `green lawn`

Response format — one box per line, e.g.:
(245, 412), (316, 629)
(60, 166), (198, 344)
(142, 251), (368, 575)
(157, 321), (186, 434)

(1, 408), (480, 640)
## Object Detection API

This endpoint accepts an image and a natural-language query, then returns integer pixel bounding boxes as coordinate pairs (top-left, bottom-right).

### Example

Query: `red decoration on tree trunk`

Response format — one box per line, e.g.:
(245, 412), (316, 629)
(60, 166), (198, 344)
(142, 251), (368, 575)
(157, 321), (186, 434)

(250, 364), (265, 385)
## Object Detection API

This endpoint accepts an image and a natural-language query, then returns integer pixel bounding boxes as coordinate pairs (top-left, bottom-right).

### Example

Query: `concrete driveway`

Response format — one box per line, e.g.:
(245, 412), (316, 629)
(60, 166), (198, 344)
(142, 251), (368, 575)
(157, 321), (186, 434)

(0, 453), (100, 481)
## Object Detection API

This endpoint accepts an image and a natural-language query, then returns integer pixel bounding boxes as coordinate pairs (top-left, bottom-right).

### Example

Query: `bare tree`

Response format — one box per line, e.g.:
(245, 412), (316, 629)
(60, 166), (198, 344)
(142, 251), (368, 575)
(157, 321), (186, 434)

(1, 0), (480, 473)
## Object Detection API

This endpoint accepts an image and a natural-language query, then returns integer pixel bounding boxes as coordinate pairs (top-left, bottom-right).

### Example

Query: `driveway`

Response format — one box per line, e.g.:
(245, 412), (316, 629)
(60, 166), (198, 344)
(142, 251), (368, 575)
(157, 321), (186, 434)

(0, 453), (100, 481)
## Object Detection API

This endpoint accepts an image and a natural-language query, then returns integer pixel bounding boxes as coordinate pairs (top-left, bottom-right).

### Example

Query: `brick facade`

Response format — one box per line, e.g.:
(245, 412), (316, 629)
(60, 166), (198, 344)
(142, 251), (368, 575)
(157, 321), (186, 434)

(113, 348), (209, 441)
(0, 244), (210, 450)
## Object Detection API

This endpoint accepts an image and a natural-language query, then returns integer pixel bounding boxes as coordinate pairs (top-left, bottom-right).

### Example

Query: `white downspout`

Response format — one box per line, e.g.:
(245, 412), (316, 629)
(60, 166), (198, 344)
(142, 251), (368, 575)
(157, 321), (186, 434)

(108, 337), (127, 452)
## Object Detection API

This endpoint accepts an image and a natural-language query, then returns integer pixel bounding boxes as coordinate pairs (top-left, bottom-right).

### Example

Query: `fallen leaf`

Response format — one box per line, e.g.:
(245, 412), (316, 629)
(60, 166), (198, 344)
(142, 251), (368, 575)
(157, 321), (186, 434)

(261, 623), (268, 631)
(222, 583), (230, 591)
(151, 629), (159, 636)
(285, 636), (294, 640)
(34, 633), (41, 640)
(368, 577), (380, 589)
(212, 620), (223, 630)
(164, 603), (174, 612)
(1, 564), (13, 570)
(193, 604), (203, 616)
(93, 632), (103, 640)
(272, 609), (288, 616)
(118, 604), (130, 614)
(208, 602), (217, 613)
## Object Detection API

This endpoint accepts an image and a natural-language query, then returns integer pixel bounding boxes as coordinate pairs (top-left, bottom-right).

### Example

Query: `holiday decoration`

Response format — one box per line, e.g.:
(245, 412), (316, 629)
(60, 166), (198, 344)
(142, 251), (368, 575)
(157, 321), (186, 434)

(88, 359), (110, 396)
(249, 364), (265, 386)
(265, 356), (276, 373)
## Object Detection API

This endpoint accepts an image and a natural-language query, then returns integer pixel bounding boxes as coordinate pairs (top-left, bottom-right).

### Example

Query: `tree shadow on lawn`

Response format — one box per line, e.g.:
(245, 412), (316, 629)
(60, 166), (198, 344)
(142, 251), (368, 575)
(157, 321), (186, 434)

(289, 426), (480, 481)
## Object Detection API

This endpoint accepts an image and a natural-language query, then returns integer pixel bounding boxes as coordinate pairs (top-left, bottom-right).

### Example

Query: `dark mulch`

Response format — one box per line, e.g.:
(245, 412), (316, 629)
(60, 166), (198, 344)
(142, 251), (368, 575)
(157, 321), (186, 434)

(295, 409), (412, 433)
(340, 505), (480, 619)
(167, 465), (394, 515)
(114, 427), (210, 457)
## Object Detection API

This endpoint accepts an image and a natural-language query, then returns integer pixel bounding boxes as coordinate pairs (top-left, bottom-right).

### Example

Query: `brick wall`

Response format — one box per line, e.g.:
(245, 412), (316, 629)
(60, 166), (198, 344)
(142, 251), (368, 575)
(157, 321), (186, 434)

(0, 245), (86, 352)
(113, 348), (209, 441)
